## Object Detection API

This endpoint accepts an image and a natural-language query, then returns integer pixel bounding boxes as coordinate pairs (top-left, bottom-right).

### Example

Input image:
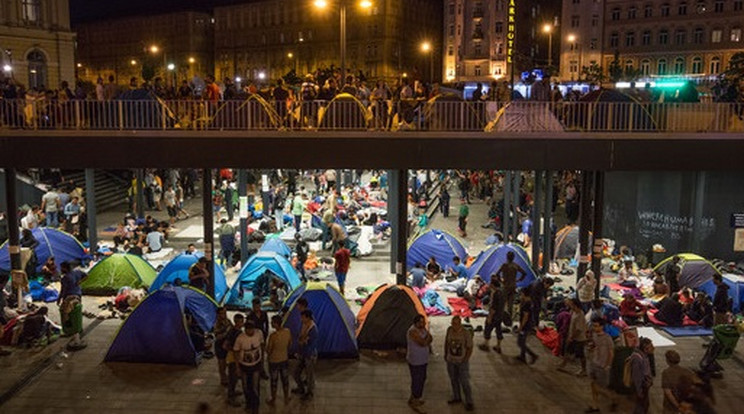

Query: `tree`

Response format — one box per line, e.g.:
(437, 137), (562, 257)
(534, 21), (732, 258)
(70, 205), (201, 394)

(608, 51), (623, 83)
(581, 63), (605, 84)
(712, 52), (744, 102)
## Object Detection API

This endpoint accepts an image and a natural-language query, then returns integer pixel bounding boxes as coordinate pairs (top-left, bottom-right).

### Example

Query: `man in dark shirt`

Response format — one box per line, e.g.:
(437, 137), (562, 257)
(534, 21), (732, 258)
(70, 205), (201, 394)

(496, 251), (527, 322)
(656, 294), (684, 327)
(246, 297), (269, 339)
(712, 273), (730, 325)
(516, 286), (538, 364)
(189, 257), (210, 291)
(295, 234), (309, 281)
(481, 278), (506, 353)
(665, 256), (681, 294)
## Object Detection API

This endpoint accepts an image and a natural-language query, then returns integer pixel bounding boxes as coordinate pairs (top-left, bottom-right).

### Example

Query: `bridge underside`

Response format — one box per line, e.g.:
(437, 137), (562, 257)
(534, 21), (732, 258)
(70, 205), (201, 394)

(1, 131), (743, 170)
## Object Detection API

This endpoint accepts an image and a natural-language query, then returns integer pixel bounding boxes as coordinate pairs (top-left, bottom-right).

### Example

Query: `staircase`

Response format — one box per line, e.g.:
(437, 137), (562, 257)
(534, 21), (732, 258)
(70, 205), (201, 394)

(64, 170), (130, 212)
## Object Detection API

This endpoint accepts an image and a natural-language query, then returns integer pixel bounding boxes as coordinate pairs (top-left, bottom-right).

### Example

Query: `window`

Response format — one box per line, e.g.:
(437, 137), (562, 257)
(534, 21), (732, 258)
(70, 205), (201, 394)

(710, 56), (721, 73)
(693, 27), (704, 43)
(22, 0), (40, 23)
(590, 38), (598, 49)
(626, 31), (636, 46)
(570, 60), (579, 74)
(679, 2), (688, 14)
(26, 49), (46, 89)
(495, 22), (503, 33)
(658, 58), (668, 74)
(610, 32), (619, 47)
(497, 43), (503, 54)
(625, 59), (634, 72)
(675, 28), (686, 44)
(641, 59), (651, 75)
(448, 46), (454, 56)
(571, 15), (580, 27)
(449, 24), (454, 36)
(449, 2), (455, 15)
(628, 6), (638, 18)
(474, 65), (482, 76)
(645, 4), (653, 17)
(674, 57), (685, 73)
(732, 28), (742, 42)
(691, 56), (703, 73)
(611, 7), (621, 20)
(714, 0), (724, 12)
(642, 30), (651, 45)
(475, 43), (482, 55)
(661, 3), (671, 15)
(736, 0), (744, 10)
(712, 29), (722, 42)
(592, 14), (599, 26)
(659, 29), (669, 44)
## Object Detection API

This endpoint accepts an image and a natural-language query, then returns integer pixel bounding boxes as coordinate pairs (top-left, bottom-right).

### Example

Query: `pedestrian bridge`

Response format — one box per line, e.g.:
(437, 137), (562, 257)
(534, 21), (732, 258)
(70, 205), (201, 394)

(1, 100), (743, 170)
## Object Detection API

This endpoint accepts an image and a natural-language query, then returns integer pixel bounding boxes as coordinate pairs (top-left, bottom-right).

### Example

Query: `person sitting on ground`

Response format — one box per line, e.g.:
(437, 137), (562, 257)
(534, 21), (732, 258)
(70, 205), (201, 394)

(618, 260), (639, 287)
(40, 256), (59, 283)
(620, 293), (648, 325)
(145, 225), (164, 253)
(425, 256), (442, 281)
(686, 292), (713, 328)
(19, 306), (52, 346)
(448, 256), (469, 280)
(189, 257), (210, 291)
(653, 276), (670, 297)
(463, 275), (485, 310)
(409, 263), (427, 289)
(679, 289), (694, 307)
(656, 293), (684, 327)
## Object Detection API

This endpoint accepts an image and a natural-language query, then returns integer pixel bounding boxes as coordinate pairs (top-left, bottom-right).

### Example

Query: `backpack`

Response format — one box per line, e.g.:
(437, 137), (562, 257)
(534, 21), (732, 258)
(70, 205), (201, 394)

(623, 353), (636, 388)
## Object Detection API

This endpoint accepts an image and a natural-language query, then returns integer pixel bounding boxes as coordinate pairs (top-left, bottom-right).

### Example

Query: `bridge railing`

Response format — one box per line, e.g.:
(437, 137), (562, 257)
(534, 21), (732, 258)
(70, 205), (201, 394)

(1, 98), (742, 133)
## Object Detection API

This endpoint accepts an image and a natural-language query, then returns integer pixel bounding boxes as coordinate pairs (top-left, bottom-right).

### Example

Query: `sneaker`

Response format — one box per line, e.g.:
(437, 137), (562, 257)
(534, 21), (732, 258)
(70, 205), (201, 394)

(447, 399), (462, 405)
(478, 344), (491, 352)
(465, 403), (475, 411)
(493, 345), (502, 354)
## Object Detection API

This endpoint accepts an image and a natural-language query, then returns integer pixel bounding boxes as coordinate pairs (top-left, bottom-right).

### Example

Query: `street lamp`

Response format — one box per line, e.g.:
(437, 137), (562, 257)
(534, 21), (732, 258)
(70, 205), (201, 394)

(149, 45), (159, 54)
(567, 34), (582, 81)
(420, 41), (434, 83)
(313, 0), (372, 83)
(543, 24), (553, 67)
(2, 65), (11, 73)
(188, 57), (196, 64)
(130, 59), (137, 66)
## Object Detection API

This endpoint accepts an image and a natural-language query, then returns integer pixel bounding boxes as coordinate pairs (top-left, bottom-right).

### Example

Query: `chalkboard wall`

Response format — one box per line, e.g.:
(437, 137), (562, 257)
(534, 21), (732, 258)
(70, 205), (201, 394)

(603, 171), (744, 262)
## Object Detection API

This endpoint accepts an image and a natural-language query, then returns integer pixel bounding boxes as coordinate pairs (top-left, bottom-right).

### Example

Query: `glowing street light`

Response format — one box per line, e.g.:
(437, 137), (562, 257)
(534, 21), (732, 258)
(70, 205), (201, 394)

(235, 76), (242, 83)
(258, 72), (266, 80)
(130, 59), (137, 66)
(312, 0), (373, 83)
(421, 42), (431, 52)
(287, 52), (294, 59)
(149, 45), (159, 54)
(76, 63), (82, 68)
(360, 0), (373, 8)
(543, 24), (554, 67)
(167, 63), (175, 71)
(314, 0), (328, 8)
(421, 41), (434, 82)
(567, 34), (577, 43)
(2, 64), (11, 73)
(188, 57), (196, 64)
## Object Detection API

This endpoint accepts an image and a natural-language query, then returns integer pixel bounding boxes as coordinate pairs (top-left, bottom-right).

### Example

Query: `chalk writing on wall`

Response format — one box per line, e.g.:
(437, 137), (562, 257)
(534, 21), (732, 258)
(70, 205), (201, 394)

(637, 211), (716, 241)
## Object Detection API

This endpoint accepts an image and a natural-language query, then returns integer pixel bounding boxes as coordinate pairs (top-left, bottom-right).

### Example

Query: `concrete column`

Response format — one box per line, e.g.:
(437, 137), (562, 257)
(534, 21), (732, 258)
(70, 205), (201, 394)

(503, 171), (512, 241)
(238, 169), (249, 266)
(202, 168), (215, 299)
(135, 169), (145, 218)
(531, 170), (542, 269)
(4, 168), (21, 272)
(691, 172), (706, 253)
(512, 171), (521, 238)
(388, 170), (408, 285)
(577, 171), (593, 282)
(542, 171), (554, 273)
(591, 171), (605, 297)
(85, 169), (97, 255)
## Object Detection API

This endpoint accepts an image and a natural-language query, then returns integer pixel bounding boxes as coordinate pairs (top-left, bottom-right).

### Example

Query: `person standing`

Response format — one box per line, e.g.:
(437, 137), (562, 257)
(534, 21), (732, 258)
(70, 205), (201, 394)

(41, 187), (61, 228)
(266, 315), (291, 406)
(496, 251), (527, 323)
(294, 233), (309, 281)
(630, 337), (655, 414)
(214, 307), (233, 386)
(458, 200), (469, 237)
(665, 256), (682, 294)
(333, 242), (351, 296)
(480, 277), (505, 353)
(291, 192), (306, 232)
(58, 261), (88, 350)
(272, 185), (285, 232)
(712, 273), (731, 325)
(216, 218), (236, 269)
(515, 287), (538, 364)
(585, 318), (617, 413)
(661, 350), (698, 414)
(407, 314), (432, 410)
(225, 314), (245, 407)
(559, 298), (588, 376)
(444, 316), (474, 411)
(439, 186), (450, 218)
(234, 320), (265, 414)
(293, 310), (318, 401)
(577, 270), (597, 312)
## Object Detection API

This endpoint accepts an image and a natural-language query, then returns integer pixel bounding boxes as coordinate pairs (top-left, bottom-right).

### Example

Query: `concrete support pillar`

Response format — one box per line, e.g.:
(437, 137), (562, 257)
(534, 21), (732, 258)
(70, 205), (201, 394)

(503, 171), (512, 241)
(531, 170), (542, 269)
(388, 170), (408, 285)
(512, 171), (522, 238)
(135, 169), (145, 219)
(238, 169), (249, 266)
(85, 169), (97, 256)
(577, 171), (593, 282)
(591, 171), (605, 298)
(4, 168), (21, 272)
(202, 169), (215, 299)
(542, 171), (554, 273)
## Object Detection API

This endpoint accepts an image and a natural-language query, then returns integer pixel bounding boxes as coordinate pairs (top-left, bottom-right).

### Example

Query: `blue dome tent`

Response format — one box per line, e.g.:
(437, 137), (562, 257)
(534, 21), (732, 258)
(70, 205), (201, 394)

(467, 244), (536, 288)
(148, 254), (229, 302)
(104, 286), (218, 365)
(282, 282), (358, 358)
(0, 227), (89, 274)
(407, 229), (467, 271)
(259, 237), (292, 258)
(223, 252), (302, 309)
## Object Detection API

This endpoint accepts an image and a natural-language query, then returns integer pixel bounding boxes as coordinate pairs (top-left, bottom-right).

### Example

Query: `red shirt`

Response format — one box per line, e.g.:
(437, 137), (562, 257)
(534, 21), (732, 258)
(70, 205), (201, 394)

(334, 248), (351, 274)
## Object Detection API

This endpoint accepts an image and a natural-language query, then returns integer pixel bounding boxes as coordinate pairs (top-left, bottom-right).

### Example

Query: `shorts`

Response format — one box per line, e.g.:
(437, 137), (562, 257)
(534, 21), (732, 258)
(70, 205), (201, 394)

(167, 206), (177, 218)
(335, 271), (347, 287)
(567, 341), (586, 359)
(588, 363), (610, 388)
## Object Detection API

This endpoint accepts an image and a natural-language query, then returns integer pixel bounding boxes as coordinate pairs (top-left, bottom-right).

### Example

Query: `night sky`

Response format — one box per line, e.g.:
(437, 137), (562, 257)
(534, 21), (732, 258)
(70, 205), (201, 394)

(70, 0), (253, 25)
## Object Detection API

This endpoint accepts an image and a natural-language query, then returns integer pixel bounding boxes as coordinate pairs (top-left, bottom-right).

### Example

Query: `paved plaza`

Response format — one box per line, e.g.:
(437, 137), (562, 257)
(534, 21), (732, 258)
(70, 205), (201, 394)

(2, 193), (744, 414)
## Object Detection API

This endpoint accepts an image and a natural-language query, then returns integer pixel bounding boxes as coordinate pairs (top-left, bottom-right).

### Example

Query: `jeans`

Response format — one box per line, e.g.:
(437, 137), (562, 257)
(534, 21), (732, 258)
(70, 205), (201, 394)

(293, 354), (317, 395)
(408, 363), (427, 399)
(240, 364), (261, 413)
(294, 215), (302, 232)
(269, 360), (289, 393)
(227, 362), (240, 400)
(45, 211), (59, 228)
(634, 389), (650, 414)
(518, 331), (537, 360)
(440, 200), (449, 217)
(446, 361), (473, 404)
(275, 209), (284, 231)
(296, 260), (306, 280)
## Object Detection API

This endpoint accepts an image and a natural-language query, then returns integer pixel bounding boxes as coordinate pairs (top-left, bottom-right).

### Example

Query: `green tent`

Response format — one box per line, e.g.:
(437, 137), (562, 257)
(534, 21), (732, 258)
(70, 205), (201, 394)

(81, 253), (157, 295)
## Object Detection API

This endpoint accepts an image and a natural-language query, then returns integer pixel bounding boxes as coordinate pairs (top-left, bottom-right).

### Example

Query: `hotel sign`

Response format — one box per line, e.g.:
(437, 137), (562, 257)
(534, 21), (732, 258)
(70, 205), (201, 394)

(507, 0), (516, 64)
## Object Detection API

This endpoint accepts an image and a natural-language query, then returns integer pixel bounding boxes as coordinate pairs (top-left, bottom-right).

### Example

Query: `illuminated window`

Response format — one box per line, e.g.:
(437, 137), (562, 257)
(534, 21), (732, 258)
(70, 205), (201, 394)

(711, 29), (722, 42)
(710, 57), (721, 73)
(691, 56), (703, 73)
(731, 28), (742, 42)
(22, 0), (40, 23)
(658, 58), (667, 74)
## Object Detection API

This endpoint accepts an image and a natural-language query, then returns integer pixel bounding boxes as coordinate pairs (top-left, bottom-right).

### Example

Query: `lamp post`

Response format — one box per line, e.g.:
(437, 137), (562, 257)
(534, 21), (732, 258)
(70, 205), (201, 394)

(288, 52), (297, 74)
(543, 24), (553, 67)
(420, 41), (434, 83)
(314, 0), (372, 83)
(568, 34), (582, 81)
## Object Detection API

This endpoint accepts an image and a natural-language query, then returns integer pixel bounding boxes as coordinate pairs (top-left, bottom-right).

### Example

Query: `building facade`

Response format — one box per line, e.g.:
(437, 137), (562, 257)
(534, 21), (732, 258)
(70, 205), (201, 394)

(560, 0), (744, 82)
(213, 0), (442, 83)
(74, 11), (214, 84)
(559, 0), (604, 81)
(443, 0), (561, 84)
(0, 0), (76, 89)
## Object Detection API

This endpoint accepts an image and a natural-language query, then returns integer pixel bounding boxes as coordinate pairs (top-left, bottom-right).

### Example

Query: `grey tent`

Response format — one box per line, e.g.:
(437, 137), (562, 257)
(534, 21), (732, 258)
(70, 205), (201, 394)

(554, 225), (592, 260)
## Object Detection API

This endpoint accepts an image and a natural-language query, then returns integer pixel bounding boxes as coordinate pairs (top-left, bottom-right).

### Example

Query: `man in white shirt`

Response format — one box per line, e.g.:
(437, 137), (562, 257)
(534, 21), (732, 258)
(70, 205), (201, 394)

(234, 320), (265, 413)
(145, 229), (164, 253)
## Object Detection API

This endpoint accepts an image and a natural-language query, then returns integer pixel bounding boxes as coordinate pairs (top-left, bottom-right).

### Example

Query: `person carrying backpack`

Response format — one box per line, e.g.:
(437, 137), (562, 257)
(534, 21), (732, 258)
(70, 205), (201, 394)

(627, 337), (655, 414)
